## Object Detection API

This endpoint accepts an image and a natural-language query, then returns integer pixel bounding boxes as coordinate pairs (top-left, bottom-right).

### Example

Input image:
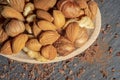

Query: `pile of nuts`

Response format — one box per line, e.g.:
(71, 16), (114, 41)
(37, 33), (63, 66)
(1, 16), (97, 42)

(0, 0), (98, 61)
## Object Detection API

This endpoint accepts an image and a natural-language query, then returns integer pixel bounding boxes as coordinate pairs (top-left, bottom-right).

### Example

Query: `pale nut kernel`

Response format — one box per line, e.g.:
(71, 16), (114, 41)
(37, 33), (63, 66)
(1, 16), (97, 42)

(26, 39), (42, 51)
(23, 47), (29, 52)
(78, 16), (94, 29)
(5, 19), (25, 37)
(27, 34), (34, 39)
(27, 50), (40, 58)
(1, 6), (24, 21)
(12, 34), (28, 53)
(26, 14), (36, 23)
(35, 54), (48, 62)
(0, 40), (13, 55)
(23, 2), (34, 17)
(41, 45), (57, 60)
(39, 31), (60, 46)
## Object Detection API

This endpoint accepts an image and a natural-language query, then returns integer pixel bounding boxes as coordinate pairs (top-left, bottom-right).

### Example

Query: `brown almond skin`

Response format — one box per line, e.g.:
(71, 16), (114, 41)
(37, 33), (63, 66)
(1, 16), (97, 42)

(39, 31), (60, 46)
(8, 0), (25, 12)
(88, 1), (98, 20)
(36, 10), (54, 22)
(75, 28), (89, 47)
(0, 26), (8, 43)
(75, 0), (88, 9)
(34, 0), (57, 11)
(1, 6), (24, 21)
(33, 22), (42, 37)
(37, 20), (57, 31)
(5, 19), (25, 37)
(54, 36), (75, 56)
(0, 40), (13, 55)
(26, 39), (42, 51)
(12, 34), (28, 53)
(57, 0), (81, 18)
(41, 45), (57, 60)
(65, 22), (80, 42)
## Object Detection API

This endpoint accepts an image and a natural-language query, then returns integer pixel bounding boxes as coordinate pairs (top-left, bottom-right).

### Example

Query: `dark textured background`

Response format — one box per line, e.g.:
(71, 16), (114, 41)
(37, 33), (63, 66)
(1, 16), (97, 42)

(0, 0), (120, 80)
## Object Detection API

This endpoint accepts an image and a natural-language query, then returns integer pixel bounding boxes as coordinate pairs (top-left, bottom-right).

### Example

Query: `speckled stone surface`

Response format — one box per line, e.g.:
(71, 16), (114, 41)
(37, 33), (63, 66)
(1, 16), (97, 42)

(0, 0), (120, 80)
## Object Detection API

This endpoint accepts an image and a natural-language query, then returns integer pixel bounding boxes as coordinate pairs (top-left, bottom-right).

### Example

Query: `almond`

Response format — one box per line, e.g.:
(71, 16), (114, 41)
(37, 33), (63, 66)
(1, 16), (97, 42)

(7, 0), (25, 12)
(88, 1), (98, 20)
(5, 19), (25, 37)
(75, 28), (88, 47)
(36, 10), (54, 22)
(54, 36), (75, 56)
(32, 22), (41, 37)
(39, 31), (60, 46)
(75, 0), (88, 9)
(84, 8), (92, 19)
(66, 22), (80, 42)
(12, 34), (28, 53)
(34, 0), (57, 11)
(53, 10), (65, 29)
(38, 20), (57, 31)
(1, 6), (24, 21)
(0, 26), (8, 43)
(41, 45), (57, 60)
(26, 14), (36, 23)
(0, 40), (13, 55)
(26, 39), (42, 51)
